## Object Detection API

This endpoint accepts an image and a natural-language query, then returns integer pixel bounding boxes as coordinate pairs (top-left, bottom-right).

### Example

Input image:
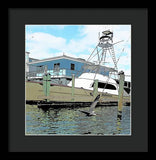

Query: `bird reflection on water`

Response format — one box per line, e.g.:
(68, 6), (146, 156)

(26, 105), (130, 135)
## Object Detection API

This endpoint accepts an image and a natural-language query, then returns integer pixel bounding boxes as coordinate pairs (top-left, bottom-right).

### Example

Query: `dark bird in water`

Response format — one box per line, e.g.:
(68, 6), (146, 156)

(79, 94), (100, 116)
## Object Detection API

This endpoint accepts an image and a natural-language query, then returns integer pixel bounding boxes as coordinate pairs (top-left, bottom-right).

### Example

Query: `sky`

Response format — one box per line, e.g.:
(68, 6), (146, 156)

(25, 25), (131, 81)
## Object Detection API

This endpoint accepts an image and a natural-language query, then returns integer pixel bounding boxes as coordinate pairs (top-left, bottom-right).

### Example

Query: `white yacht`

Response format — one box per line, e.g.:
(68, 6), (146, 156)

(68, 72), (119, 95)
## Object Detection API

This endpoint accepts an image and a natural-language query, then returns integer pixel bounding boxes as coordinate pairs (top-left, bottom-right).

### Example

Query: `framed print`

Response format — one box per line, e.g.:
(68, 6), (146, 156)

(25, 24), (131, 136)
(8, 8), (148, 152)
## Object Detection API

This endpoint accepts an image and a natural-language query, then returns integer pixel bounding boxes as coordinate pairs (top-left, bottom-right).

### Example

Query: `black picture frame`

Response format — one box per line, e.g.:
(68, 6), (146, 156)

(8, 8), (148, 153)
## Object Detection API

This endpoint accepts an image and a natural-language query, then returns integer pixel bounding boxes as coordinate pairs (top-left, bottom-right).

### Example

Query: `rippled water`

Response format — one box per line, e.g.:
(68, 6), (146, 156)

(25, 105), (131, 135)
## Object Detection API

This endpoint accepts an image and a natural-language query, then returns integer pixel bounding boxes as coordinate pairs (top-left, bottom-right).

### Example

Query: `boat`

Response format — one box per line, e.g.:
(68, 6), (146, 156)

(67, 72), (119, 95)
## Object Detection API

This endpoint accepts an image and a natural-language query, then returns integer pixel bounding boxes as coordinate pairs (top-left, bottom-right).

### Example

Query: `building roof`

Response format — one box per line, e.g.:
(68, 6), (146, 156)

(28, 55), (92, 65)
(28, 54), (117, 72)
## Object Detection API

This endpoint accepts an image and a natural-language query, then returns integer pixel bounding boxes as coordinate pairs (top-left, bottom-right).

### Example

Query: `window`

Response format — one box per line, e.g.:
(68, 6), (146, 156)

(54, 63), (60, 71)
(71, 63), (75, 70)
(92, 82), (116, 90)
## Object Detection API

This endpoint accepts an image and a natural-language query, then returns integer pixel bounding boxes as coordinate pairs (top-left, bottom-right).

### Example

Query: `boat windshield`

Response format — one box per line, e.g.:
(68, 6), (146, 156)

(92, 82), (116, 90)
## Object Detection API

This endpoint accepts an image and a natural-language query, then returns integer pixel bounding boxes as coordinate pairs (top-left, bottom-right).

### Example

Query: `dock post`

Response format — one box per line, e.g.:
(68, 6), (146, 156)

(43, 70), (51, 102)
(71, 74), (75, 102)
(93, 79), (98, 99)
(117, 70), (125, 121)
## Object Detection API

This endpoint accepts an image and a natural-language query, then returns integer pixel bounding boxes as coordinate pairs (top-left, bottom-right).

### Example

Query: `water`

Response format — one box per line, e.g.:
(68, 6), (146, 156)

(25, 105), (131, 135)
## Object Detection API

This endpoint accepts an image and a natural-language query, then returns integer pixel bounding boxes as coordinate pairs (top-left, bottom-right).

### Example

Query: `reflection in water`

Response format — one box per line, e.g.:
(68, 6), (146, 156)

(115, 111), (123, 134)
(116, 117), (122, 135)
(25, 105), (131, 135)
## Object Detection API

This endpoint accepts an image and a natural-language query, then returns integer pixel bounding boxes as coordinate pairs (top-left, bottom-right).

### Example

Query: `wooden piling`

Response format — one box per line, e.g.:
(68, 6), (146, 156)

(93, 79), (98, 98)
(71, 74), (75, 102)
(43, 73), (51, 102)
(117, 71), (125, 120)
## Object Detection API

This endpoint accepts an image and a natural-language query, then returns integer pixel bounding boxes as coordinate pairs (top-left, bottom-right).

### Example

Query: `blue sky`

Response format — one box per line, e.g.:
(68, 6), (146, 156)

(25, 25), (131, 81)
